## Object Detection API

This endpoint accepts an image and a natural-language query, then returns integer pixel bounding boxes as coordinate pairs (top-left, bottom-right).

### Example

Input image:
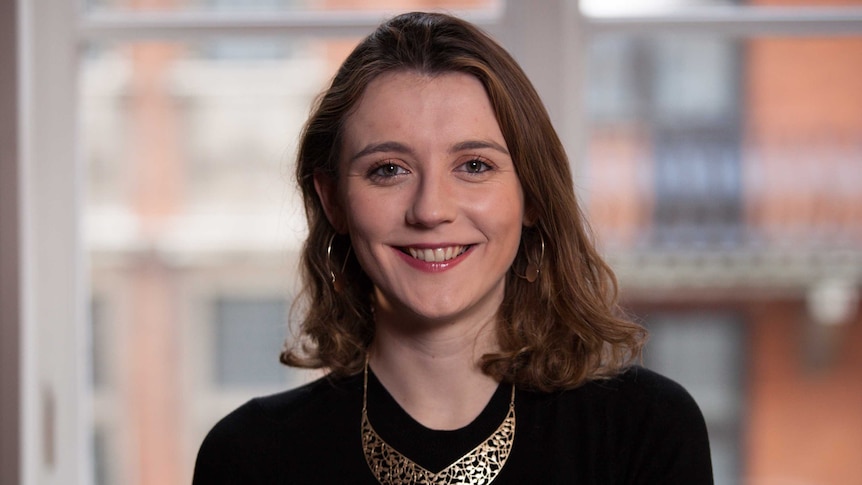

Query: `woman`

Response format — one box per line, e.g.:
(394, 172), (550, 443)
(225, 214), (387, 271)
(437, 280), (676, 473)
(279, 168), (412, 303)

(194, 11), (713, 484)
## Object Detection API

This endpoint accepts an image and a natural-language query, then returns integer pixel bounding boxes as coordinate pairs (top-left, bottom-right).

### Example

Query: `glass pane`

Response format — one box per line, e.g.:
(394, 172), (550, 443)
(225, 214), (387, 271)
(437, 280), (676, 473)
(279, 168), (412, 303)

(213, 297), (289, 387)
(82, 36), (345, 485)
(584, 34), (862, 252)
(644, 313), (745, 485)
(85, 0), (499, 13)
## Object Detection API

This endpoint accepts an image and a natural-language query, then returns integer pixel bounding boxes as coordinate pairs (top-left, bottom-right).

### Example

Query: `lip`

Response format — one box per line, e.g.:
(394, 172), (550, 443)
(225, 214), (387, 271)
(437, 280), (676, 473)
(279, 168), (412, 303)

(393, 244), (473, 272)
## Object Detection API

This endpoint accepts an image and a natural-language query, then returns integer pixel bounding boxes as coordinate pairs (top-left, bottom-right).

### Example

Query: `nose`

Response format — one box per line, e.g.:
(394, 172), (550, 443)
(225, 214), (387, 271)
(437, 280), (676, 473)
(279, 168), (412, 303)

(405, 173), (457, 228)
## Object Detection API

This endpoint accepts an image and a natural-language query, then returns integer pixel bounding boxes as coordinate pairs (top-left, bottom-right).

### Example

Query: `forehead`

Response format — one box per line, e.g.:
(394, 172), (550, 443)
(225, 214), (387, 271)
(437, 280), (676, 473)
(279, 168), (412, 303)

(342, 70), (504, 147)
(358, 70), (491, 111)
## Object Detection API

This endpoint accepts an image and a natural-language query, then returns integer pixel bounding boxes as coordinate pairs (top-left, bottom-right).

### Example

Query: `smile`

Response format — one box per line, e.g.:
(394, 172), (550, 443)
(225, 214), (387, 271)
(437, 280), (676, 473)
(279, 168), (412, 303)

(402, 245), (470, 263)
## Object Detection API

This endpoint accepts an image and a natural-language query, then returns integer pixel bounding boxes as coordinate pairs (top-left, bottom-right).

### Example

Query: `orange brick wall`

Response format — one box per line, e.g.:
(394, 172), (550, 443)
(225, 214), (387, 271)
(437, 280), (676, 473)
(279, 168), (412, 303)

(745, 36), (862, 136)
(746, 300), (862, 484)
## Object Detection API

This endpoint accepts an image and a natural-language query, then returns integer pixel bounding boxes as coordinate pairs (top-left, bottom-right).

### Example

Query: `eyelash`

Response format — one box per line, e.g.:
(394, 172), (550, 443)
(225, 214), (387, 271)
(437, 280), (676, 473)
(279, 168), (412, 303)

(459, 158), (493, 174)
(365, 156), (494, 181)
(367, 161), (409, 181)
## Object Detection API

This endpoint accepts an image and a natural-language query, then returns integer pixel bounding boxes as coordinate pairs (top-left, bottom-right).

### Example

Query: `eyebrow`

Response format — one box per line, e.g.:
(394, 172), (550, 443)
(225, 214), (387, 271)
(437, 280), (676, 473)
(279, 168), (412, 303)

(349, 141), (415, 162)
(451, 140), (510, 156)
(349, 139), (510, 162)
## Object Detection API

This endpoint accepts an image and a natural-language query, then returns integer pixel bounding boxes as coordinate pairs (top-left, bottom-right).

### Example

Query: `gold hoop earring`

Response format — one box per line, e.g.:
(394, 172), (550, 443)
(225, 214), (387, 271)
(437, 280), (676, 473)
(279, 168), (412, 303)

(515, 231), (544, 283)
(327, 233), (352, 292)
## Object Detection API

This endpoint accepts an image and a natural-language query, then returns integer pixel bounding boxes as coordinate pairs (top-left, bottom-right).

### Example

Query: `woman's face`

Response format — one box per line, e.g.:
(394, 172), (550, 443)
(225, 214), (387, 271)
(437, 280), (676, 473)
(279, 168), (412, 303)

(316, 71), (527, 327)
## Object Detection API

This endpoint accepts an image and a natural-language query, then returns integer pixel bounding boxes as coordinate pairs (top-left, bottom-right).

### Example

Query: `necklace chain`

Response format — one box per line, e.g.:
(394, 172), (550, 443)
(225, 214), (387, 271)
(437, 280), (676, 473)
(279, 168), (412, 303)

(361, 362), (516, 485)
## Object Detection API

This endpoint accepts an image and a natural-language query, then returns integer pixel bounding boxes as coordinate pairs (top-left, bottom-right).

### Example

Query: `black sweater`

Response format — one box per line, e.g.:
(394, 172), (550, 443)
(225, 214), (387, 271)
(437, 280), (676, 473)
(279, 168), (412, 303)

(193, 366), (713, 484)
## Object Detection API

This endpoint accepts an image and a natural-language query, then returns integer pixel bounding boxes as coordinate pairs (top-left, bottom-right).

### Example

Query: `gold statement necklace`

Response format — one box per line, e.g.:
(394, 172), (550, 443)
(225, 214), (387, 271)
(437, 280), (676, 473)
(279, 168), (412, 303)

(361, 362), (516, 485)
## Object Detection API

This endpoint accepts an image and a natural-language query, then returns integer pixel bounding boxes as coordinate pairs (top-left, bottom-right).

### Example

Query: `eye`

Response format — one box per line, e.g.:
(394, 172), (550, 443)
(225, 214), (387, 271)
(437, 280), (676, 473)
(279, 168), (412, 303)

(369, 161), (409, 179)
(459, 158), (493, 174)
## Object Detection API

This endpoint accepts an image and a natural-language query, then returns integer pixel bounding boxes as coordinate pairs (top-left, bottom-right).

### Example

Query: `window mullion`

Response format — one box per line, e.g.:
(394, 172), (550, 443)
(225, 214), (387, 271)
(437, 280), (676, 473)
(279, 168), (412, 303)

(21, 0), (90, 484)
(584, 6), (862, 36)
(78, 8), (502, 41)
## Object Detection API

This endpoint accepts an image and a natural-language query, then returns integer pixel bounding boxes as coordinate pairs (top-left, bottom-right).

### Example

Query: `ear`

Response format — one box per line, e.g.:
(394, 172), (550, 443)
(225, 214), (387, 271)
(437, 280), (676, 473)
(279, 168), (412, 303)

(313, 172), (348, 234)
(522, 202), (539, 228)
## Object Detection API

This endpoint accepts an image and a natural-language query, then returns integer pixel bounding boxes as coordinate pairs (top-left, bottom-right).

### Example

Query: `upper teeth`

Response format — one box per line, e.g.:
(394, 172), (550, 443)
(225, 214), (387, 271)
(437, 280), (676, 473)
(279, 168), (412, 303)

(407, 246), (466, 263)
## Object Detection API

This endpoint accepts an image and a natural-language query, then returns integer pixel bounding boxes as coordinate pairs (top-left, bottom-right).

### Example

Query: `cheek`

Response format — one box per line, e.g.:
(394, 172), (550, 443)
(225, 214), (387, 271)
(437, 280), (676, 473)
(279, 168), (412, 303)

(478, 182), (525, 224)
(499, 187), (527, 255)
(342, 183), (376, 226)
(342, 191), (397, 259)
(468, 185), (526, 249)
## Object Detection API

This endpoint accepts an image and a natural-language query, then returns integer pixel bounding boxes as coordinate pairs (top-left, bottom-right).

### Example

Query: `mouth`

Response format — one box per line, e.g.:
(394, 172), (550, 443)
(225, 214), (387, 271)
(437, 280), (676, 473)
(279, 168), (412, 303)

(400, 245), (471, 263)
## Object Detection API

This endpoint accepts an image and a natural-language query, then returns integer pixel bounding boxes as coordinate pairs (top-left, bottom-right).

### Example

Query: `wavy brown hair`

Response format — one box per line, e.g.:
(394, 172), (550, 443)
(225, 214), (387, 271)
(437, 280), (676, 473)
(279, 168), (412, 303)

(281, 11), (646, 391)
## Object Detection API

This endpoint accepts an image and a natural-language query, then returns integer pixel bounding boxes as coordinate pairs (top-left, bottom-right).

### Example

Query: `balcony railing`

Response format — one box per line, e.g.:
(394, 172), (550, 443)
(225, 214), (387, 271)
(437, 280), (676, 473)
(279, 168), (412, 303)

(589, 130), (862, 293)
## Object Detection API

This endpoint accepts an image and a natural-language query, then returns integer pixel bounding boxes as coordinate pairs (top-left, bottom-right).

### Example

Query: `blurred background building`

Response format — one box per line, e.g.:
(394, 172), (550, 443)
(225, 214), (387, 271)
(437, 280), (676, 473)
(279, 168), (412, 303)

(4, 0), (861, 484)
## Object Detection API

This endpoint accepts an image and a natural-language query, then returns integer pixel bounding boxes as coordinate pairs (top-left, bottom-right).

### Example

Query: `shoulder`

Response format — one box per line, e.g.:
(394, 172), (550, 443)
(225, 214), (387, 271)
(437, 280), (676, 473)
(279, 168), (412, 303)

(206, 374), (352, 433)
(589, 365), (699, 408)
(250, 372), (362, 422)
(193, 373), (363, 483)
(521, 365), (705, 429)
(573, 366), (708, 435)
(516, 366), (713, 483)
(585, 365), (687, 393)
(585, 366), (714, 483)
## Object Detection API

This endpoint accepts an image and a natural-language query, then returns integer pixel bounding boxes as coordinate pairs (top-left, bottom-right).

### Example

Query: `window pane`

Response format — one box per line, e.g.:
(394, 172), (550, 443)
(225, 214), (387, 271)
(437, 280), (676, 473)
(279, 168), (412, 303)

(85, 0), (499, 13)
(214, 297), (289, 387)
(83, 36), (342, 485)
(643, 313), (745, 485)
(584, 34), (862, 252)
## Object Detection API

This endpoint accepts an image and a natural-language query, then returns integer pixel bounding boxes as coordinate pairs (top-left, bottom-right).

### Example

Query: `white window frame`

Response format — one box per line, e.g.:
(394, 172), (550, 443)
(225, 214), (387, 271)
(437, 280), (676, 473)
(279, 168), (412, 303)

(17, 1), (86, 484)
(9, 1), (862, 484)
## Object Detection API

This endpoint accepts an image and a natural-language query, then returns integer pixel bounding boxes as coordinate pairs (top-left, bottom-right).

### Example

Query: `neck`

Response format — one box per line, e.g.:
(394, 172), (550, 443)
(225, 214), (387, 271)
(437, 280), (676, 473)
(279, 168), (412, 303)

(368, 307), (501, 430)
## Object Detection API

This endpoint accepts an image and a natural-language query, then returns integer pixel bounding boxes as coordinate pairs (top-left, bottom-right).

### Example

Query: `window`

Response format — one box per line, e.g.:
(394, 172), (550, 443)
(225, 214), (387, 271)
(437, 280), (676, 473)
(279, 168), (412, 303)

(15, 1), (862, 484)
(588, 34), (743, 247)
